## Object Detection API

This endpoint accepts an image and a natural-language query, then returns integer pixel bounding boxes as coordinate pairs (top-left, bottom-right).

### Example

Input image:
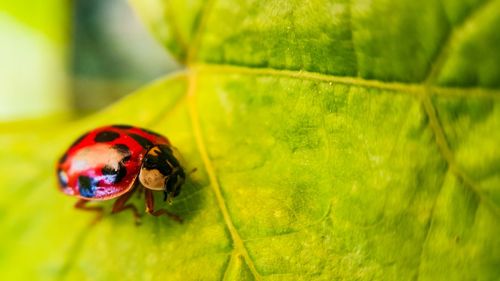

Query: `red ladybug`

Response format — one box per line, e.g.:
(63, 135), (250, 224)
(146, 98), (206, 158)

(56, 125), (185, 223)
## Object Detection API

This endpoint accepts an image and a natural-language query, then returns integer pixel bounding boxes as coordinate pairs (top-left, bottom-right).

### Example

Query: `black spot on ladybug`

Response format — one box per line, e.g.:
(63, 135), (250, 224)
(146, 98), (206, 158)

(129, 133), (153, 149)
(112, 125), (133, 129)
(78, 175), (96, 198)
(94, 131), (120, 142)
(122, 155), (131, 162)
(113, 144), (131, 156)
(102, 164), (126, 184)
(102, 165), (118, 176)
(70, 132), (88, 148)
(115, 162), (127, 183)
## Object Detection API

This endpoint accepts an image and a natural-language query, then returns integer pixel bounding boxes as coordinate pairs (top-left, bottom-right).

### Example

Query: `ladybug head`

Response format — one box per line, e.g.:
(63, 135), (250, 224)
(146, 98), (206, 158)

(138, 145), (185, 204)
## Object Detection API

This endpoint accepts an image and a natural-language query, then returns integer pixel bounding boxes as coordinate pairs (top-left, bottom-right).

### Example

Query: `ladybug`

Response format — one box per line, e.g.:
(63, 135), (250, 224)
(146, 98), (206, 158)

(56, 125), (185, 223)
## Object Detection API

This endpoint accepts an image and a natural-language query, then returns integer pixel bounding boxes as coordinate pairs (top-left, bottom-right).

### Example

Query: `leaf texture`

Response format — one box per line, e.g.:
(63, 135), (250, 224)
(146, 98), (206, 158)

(1, 0), (499, 280)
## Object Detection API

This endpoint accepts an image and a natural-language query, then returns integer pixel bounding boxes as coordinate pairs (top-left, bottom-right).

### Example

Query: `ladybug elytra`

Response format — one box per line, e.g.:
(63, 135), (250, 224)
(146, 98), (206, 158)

(56, 125), (185, 223)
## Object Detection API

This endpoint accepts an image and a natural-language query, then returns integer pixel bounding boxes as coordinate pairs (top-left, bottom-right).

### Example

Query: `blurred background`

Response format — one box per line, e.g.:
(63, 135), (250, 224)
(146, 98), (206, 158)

(0, 0), (179, 121)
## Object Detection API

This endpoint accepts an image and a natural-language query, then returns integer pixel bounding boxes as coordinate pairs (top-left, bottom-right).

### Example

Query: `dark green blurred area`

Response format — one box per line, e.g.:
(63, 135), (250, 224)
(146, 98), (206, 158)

(0, 0), (179, 120)
(71, 0), (179, 113)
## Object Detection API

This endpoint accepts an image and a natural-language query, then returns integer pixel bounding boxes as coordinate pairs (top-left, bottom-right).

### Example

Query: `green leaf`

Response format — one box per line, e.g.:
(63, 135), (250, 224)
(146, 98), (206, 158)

(1, 0), (500, 280)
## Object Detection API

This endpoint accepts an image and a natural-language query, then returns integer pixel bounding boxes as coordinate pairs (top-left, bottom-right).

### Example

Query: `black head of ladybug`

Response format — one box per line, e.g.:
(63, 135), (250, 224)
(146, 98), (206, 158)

(138, 145), (185, 204)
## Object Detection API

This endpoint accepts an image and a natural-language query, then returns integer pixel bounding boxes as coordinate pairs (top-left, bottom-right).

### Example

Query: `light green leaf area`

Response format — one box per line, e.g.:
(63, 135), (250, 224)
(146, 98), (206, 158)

(2, 0), (500, 280)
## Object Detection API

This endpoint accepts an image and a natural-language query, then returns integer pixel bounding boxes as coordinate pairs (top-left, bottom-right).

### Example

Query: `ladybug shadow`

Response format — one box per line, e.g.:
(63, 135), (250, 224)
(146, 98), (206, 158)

(165, 177), (207, 222)
(106, 177), (206, 229)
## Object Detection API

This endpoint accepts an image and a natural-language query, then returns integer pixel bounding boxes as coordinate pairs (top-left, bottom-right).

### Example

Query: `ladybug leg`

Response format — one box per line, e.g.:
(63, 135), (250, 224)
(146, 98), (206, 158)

(112, 190), (142, 225)
(136, 186), (144, 198)
(144, 189), (182, 223)
(75, 199), (104, 224)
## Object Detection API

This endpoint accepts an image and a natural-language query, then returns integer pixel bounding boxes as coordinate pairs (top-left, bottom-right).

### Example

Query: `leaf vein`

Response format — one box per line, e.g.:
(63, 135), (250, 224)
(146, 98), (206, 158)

(194, 63), (500, 98)
(423, 0), (494, 84)
(419, 0), (500, 219)
(187, 72), (262, 280)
